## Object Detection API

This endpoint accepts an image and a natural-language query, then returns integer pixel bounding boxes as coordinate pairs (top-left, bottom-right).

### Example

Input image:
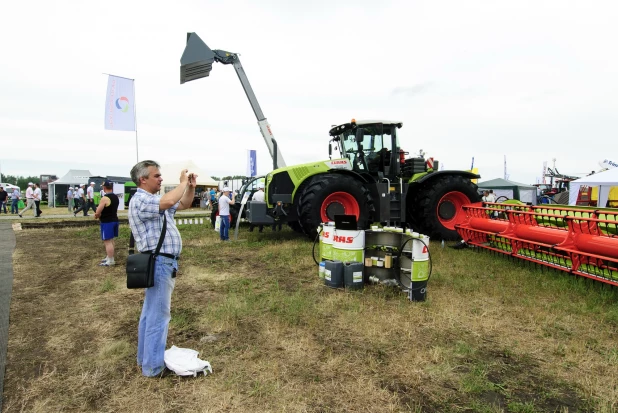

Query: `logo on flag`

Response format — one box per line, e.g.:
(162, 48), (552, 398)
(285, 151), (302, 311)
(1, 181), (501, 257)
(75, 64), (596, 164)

(104, 75), (136, 131)
(115, 97), (130, 112)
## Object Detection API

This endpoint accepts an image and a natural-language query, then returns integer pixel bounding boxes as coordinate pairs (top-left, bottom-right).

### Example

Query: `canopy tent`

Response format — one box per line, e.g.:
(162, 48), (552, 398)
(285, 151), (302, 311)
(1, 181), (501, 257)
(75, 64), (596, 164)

(477, 178), (538, 205)
(568, 168), (618, 207)
(48, 169), (92, 207)
(160, 160), (218, 193)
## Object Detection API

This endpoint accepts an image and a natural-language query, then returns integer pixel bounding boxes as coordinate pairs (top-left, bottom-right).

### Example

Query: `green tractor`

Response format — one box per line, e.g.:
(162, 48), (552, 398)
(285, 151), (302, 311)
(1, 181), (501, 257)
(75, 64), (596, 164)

(250, 119), (480, 240)
(180, 33), (480, 239)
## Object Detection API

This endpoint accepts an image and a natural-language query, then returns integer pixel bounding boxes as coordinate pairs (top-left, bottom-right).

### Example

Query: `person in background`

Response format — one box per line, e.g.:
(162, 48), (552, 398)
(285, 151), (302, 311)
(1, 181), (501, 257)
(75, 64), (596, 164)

(209, 187), (216, 210)
(18, 182), (36, 218)
(481, 190), (489, 202)
(128, 160), (197, 377)
(218, 187), (235, 241)
(11, 187), (20, 214)
(487, 190), (496, 203)
(74, 187), (80, 212)
(95, 180), (120, 266)
(67, 186), (74, 213)
(486, 190), (498, 218)
(74, 184), (88, 217)
(33, 183), (42, 217)
(0, 186), (7, 214)
(85, 181), (97, 214)
(248, 183), (265, 232)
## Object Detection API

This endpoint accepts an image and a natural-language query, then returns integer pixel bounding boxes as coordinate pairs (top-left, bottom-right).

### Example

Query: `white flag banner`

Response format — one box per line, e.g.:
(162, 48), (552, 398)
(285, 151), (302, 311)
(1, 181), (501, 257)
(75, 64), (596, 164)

(104, 75), (135, 131)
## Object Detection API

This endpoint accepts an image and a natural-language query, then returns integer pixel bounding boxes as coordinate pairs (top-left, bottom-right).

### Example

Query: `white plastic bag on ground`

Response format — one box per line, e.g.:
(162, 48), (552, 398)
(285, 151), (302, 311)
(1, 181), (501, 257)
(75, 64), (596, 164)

(164, 345), (213, 377)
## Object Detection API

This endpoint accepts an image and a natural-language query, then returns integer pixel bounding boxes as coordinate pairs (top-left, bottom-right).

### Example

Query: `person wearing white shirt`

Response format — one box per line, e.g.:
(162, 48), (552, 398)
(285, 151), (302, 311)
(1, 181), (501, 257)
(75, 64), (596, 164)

(67, 187), (74, 213)
(33, 183), (43, 217)
(74, 184), (89, 217)
(18, 182), (37, 218)
(218, 187), (235, 241)
(85, 181), (97, 215)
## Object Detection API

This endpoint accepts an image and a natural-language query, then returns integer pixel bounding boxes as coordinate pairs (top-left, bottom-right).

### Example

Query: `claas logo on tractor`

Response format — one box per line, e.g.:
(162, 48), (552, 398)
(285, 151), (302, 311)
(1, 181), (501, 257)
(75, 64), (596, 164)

(333, 235), (355, 243)
(323, 231), (331, 239)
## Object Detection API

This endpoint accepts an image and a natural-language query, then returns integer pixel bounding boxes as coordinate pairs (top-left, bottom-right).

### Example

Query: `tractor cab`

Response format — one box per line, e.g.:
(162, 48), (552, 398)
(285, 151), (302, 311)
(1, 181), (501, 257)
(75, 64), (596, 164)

(330, 120), (403, 181)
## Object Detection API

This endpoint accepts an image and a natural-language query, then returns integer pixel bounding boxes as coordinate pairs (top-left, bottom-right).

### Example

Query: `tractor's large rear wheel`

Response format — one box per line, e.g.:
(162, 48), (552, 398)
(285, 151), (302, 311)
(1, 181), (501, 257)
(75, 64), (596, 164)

(411, 175), (480, 240)
(297, 174), (373, 236)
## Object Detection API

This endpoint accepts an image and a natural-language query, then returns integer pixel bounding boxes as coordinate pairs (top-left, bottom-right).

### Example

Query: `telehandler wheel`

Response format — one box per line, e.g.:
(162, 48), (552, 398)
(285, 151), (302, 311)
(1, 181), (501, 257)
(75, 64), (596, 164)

(413, 175), (480, 240)
(298, 174), (373, 236)
(288, 221), (305, 234)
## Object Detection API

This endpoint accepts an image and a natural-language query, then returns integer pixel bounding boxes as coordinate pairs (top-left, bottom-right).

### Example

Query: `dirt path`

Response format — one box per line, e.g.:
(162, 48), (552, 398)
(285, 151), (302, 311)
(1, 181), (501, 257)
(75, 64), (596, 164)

(0, 222), (16, 412)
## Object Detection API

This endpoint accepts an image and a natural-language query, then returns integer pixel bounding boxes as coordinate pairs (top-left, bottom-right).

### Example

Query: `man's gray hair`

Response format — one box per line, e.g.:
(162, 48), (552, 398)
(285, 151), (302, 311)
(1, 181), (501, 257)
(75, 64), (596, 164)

(130, 160), (160, 185)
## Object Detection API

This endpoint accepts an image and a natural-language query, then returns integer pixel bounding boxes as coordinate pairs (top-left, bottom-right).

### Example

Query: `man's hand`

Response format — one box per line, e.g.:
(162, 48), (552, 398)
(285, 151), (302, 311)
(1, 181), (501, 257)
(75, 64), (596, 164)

(188, 173), (199, 188)
(179, 169), (189, 185)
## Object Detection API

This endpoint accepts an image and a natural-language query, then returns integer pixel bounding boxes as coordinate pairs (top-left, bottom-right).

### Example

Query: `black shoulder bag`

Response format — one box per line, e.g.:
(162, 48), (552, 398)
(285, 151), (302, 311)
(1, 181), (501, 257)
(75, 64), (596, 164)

(126, 215), (167, 289)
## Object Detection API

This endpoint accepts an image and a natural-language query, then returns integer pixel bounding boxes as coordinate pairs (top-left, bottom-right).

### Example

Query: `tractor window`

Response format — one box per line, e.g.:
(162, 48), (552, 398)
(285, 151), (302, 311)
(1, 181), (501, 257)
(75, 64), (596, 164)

(341, 132), (366, 171)
(337, 124), (396, 173)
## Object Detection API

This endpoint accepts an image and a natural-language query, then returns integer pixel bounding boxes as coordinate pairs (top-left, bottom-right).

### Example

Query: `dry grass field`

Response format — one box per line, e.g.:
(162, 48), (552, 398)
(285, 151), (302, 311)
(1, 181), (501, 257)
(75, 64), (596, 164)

(3, 219), (618, 412)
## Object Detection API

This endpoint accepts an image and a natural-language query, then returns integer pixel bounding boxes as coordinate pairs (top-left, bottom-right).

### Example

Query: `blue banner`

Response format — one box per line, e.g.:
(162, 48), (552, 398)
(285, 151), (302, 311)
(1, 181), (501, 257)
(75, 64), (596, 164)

(247, 150), (257, 177)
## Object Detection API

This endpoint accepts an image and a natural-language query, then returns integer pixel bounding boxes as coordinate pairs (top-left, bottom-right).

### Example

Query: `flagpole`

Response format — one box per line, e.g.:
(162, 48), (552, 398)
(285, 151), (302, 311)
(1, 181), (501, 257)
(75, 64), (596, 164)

(133, 79), (139, 163)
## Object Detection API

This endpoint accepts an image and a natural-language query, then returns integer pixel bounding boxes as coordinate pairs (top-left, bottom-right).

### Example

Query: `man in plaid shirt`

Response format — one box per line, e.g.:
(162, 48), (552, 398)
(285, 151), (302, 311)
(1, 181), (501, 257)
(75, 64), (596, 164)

(128, 160), (197, 377)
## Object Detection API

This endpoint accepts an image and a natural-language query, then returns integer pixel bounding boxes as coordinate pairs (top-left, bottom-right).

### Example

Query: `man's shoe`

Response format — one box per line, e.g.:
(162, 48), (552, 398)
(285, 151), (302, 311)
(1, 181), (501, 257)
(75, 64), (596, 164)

(158, 367), (175, 378)
(84, 214), (90, 217)
(99, 260), (115, 267)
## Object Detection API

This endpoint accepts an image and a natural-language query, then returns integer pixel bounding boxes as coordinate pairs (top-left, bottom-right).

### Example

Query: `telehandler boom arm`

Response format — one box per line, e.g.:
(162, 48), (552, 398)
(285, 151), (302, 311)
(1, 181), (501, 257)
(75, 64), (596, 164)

(180, 32), (286, 169)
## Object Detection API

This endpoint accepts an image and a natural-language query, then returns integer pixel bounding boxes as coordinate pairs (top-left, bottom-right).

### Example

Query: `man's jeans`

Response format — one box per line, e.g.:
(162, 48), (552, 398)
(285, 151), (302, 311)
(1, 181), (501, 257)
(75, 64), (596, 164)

(137, 256), (177, 377)
(11, 199), (18, 214)
(67, 198), (73, 212)
(219, 215), (230, 240)
(0, 201), (6, 213)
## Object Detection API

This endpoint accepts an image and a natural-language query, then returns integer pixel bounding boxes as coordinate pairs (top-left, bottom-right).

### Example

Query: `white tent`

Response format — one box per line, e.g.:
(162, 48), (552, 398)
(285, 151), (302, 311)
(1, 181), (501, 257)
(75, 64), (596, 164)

(159, 160), (218, 193)
(48, 169), (92, 207)
(568, 168), (618, 207)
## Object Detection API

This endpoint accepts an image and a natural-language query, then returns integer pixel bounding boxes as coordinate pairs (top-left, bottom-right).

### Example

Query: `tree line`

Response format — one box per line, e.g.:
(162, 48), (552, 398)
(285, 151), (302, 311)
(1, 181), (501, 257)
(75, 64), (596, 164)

(0, 174), (40, 189)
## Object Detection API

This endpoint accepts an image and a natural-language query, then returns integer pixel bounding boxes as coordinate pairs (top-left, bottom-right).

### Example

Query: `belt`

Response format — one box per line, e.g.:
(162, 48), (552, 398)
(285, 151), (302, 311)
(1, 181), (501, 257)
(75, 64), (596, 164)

(143, 251), (180, 260)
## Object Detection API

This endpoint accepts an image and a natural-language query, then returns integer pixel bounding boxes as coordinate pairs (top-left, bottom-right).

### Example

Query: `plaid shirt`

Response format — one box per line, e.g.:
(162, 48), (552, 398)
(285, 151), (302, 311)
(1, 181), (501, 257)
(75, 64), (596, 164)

(128, 188), (182, 255)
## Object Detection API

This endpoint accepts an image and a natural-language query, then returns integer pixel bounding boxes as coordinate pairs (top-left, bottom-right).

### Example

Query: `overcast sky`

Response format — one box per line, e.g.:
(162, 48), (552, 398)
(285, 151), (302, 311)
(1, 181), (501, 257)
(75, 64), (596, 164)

(1, 0), (617, 185)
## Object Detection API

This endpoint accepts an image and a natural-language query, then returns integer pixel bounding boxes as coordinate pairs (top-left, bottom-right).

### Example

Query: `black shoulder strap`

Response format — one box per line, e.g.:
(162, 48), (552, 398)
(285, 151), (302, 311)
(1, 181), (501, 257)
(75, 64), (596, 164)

(129, 214), (167, 255)
(128, 232), (135, 255)
(154, 214), (167, 255)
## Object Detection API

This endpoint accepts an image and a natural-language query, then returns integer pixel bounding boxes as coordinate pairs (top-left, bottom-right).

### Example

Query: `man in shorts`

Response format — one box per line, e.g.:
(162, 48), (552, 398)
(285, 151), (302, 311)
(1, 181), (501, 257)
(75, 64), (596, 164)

(95, 180), (120, 266)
